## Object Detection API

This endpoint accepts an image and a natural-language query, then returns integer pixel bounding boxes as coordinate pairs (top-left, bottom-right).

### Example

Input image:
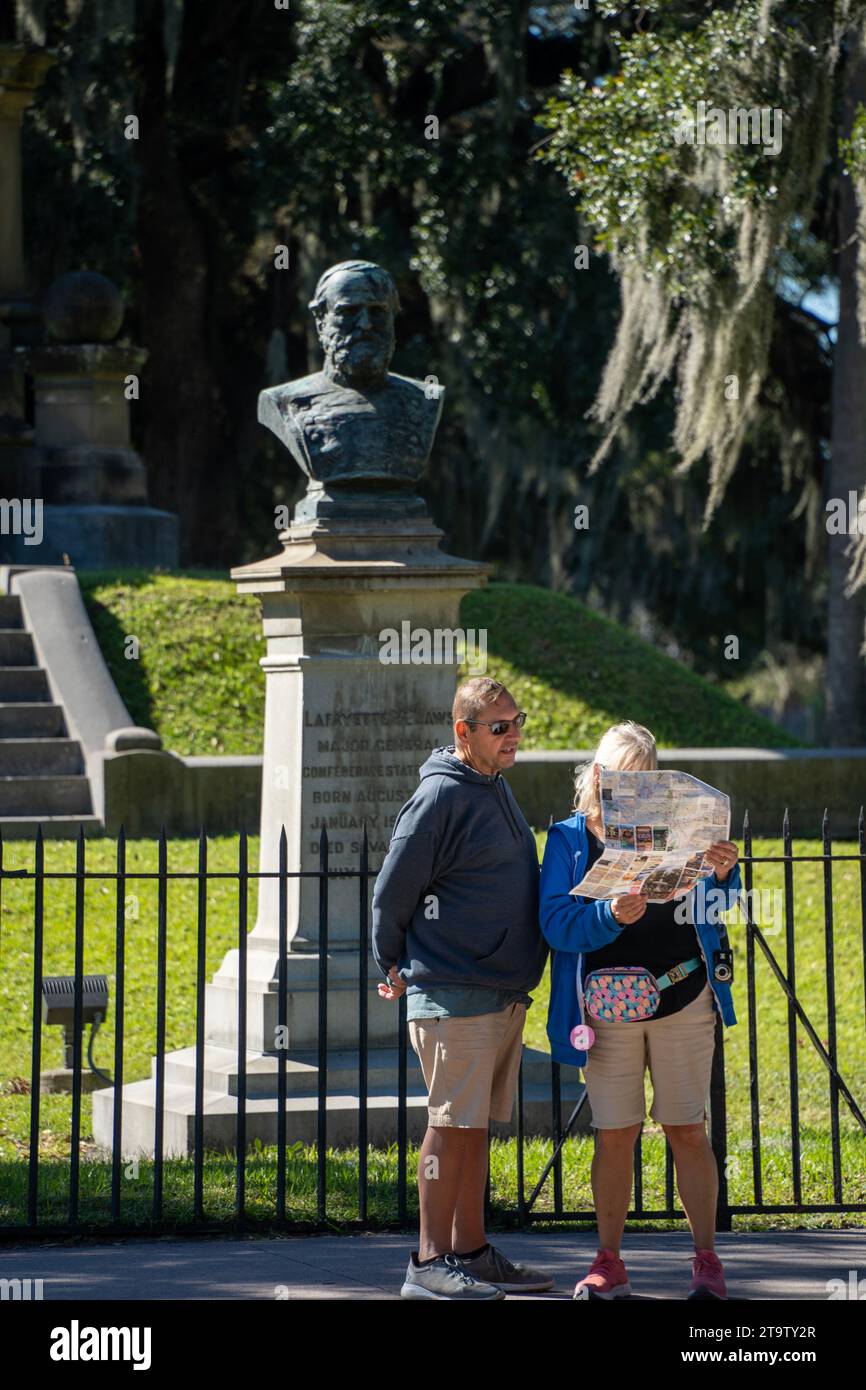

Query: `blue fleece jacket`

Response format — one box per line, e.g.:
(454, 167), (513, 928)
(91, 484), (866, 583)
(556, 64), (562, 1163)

(372, 747), (548, 992)
(541, 812), (740, 1066)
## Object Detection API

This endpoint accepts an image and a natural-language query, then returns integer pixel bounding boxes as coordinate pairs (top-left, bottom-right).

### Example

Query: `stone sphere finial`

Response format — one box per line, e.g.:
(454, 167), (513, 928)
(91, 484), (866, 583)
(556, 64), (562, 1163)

(43, 271), (125, 344)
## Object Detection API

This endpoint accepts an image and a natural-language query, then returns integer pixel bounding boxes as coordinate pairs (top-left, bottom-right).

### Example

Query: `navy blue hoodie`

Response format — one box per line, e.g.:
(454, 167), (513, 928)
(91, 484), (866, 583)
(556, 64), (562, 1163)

(372, 746), (547, 991)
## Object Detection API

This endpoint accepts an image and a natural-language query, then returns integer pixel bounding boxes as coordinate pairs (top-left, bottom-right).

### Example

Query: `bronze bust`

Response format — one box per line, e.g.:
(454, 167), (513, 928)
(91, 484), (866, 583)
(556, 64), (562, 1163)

(258, 261), (444, 506)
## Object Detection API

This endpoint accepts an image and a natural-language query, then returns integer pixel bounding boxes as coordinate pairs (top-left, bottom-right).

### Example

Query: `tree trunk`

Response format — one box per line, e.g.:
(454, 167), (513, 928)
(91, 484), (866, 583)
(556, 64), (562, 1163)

(132, 0), (229, 564)
(827, 34), (866, 745)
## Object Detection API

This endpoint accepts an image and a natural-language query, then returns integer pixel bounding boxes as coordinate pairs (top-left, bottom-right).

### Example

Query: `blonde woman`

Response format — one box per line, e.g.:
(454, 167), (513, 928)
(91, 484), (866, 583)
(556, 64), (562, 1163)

(539, 721), (741, 1300)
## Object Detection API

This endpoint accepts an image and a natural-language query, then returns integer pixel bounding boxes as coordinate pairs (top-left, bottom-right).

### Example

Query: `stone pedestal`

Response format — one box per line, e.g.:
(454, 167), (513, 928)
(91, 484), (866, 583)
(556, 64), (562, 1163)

(207, 507), (489, 1056)
(26, 342), (150, 502)
(12, 275), (179, 567)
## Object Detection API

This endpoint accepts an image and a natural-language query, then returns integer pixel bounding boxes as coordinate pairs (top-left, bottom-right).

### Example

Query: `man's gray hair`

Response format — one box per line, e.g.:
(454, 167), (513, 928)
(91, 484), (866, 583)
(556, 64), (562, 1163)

(453, 677), (513, 725)
(309, 261), (400, 318)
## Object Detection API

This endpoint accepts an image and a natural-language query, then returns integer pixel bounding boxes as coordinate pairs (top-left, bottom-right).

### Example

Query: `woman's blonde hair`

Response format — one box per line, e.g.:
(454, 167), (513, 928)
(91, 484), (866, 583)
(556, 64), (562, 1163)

(573, 720), (658, 816)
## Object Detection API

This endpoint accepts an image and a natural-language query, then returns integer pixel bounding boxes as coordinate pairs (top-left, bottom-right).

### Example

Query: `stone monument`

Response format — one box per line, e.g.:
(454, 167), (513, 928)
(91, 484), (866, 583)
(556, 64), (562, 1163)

(13, 270), (179, 568)
(0, 37), (177, 568)
(94, 260), (580, 1155)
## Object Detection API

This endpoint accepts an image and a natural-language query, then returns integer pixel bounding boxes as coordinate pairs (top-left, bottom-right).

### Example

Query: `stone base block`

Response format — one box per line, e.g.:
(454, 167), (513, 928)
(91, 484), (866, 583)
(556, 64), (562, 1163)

(40, 1067), (112, 1094)
(206, 947), (401, 1053)
(12, 504), (179, 569)
(91, 1043), (589, 1157)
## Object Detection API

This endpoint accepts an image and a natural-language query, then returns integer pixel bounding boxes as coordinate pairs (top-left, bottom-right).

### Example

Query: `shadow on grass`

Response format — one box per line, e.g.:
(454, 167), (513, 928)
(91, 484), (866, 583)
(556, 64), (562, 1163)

(76, 570), (186, 733)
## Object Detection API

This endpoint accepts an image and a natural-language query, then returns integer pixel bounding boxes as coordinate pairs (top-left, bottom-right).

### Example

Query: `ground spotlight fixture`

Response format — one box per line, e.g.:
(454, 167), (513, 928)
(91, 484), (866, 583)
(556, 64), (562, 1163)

(41, 975), (112, 1082)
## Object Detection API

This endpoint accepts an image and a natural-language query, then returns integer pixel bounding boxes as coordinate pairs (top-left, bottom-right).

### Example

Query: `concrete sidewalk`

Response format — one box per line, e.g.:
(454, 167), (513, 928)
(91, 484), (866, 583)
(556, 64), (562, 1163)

(0, 1229), (863, 1299)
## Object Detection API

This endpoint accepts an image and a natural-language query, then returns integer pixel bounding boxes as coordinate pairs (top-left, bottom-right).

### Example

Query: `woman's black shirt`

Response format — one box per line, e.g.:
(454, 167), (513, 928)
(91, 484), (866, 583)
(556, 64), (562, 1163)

(580, 832), (708, 1020)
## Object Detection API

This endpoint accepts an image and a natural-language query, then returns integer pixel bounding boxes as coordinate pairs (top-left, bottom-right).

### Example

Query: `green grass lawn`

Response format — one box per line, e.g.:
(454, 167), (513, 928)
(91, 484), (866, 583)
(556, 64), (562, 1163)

(0, 832), (862, 1232)
(78, 573), (798, 755)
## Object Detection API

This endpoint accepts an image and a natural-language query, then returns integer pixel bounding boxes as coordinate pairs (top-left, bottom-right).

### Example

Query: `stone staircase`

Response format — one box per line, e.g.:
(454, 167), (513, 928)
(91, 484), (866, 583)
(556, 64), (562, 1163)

(0, 593), (100, 836)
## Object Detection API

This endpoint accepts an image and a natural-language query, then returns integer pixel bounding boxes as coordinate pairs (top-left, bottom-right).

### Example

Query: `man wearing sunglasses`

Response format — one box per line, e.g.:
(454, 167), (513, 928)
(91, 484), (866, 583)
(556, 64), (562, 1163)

(373, 676), (551, 1299)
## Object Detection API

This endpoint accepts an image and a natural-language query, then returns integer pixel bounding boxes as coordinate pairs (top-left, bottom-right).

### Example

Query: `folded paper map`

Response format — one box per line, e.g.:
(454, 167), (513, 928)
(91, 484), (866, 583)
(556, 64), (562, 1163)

(569, 769), (730, 904)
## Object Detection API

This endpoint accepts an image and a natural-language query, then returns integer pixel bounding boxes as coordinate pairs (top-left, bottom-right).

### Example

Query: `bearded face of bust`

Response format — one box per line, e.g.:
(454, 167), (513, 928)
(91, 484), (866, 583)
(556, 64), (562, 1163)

(313, 266), (397, 387)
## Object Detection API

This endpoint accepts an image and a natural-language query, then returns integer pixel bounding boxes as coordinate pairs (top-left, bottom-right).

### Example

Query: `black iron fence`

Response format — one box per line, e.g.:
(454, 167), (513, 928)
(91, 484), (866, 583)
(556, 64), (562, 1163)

(1, 808), (865, 1237)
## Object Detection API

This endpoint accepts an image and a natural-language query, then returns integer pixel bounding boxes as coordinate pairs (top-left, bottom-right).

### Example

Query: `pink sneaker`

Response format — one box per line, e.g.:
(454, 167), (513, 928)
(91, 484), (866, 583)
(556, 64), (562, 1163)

(574, 1247), (632, 1300)
(689, 1248), (727, 1300)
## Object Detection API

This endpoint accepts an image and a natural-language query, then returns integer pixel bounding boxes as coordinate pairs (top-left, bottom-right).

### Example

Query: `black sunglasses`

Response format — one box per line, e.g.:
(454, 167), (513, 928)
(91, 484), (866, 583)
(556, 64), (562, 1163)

(465, 712), (527, 736)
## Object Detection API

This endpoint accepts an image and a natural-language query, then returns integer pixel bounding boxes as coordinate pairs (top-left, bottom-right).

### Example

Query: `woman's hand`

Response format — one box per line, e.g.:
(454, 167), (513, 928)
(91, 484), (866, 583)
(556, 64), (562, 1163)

(704, 840), (739, 883)
(611, 893), (648, 925)
(377, 965), (407, 1002)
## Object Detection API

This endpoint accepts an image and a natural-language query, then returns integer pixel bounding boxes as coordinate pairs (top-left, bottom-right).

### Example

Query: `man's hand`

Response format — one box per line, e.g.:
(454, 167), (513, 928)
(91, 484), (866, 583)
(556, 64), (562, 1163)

(377, 965), (407, 1002)
(704, 840), (739, 883)
(611, 893), (648, 925)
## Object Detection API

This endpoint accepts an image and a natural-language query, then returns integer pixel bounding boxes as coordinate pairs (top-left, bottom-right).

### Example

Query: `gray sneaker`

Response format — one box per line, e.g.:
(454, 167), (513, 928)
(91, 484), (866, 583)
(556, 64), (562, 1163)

(400, 1251), (506, 1300)
(455, 1243), (554, 1293)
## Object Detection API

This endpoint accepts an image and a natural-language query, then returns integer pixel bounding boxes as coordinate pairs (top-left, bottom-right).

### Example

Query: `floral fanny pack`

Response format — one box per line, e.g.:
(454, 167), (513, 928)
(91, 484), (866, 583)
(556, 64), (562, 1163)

(583, 958), (702, 1022)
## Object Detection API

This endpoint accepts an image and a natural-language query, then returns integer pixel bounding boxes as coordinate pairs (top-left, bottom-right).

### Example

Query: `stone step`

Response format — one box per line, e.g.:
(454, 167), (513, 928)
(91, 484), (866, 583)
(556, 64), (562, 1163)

(162, 1044), (428, 1098)
(0, 631), (35, 666)
(0, 668), (50, 702)
(0, 587), (103, 834)
(161, 1043), (575, 1101)
(0, 596), (23, 629)
(0, 813), (103, 839)
(0, 703), (65, 737)
(92, 1075), (589, 1157)
(0, 737), (83, 776)
(0, 774), (92, 815)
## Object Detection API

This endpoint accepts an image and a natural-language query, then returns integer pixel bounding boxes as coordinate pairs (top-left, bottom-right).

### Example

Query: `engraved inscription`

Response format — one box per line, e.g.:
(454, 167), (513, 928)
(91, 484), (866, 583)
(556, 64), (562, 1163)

(303, 707), (452, 856)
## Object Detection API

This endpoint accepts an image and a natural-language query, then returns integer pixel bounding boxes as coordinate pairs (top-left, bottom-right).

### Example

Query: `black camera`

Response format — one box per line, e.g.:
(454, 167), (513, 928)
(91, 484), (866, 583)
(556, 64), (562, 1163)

(713, 948), (734, 984)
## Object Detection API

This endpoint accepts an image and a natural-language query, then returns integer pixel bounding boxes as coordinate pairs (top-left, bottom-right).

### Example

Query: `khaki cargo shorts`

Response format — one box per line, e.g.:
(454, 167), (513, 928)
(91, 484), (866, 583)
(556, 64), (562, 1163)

(582, 983), (716, 1129)
(408, 1002), (526, 1128)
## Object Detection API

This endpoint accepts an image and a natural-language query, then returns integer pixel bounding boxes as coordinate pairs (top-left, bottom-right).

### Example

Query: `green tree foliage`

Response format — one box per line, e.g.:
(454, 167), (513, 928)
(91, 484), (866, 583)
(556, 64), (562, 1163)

(539, 0), (843, 511)
(540, 0), (866, 737)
